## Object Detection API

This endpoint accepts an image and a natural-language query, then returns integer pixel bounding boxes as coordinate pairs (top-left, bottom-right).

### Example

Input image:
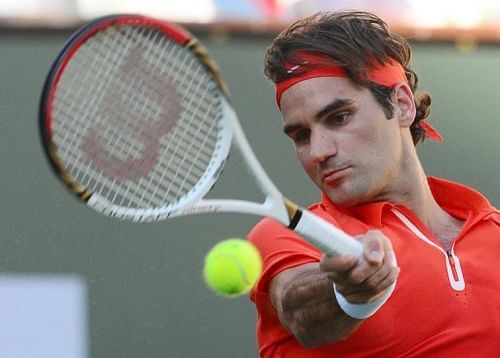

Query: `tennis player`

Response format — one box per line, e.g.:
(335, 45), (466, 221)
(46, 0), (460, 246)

(248, 11), (500, 357)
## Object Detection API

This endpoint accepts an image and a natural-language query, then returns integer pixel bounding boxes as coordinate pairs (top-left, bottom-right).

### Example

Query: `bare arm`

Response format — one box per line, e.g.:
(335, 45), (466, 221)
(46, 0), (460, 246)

(270, 262), (363, 348)
(269, 230), (399, 348)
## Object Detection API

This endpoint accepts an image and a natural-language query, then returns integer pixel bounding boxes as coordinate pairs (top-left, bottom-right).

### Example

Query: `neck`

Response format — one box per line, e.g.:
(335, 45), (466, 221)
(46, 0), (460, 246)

(388, 143), (463, 249)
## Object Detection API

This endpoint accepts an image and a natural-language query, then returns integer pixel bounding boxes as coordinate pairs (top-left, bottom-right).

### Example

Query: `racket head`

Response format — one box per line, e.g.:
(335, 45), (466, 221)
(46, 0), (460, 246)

(39, 14), (234, 222)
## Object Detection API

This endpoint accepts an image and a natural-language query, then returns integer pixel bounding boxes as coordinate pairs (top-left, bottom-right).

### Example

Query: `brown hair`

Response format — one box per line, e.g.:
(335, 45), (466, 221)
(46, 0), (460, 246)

(265, 11), (431, 144)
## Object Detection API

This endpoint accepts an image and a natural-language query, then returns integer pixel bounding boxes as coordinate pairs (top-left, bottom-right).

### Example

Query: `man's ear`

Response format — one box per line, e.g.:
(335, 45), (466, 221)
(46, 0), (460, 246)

(393, 83), (416, 128)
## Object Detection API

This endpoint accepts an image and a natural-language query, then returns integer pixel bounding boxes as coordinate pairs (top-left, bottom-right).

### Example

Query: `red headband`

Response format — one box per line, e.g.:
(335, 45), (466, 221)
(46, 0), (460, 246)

(275, 51), (442, 141)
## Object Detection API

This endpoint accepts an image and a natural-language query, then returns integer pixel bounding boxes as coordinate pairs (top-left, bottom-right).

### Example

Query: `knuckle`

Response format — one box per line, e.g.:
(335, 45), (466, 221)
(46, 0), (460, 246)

(349, 267), (369, 284)
(364, 275), (382, 290)
(388, 267), (400, 282)
(349, 272), (366, 285)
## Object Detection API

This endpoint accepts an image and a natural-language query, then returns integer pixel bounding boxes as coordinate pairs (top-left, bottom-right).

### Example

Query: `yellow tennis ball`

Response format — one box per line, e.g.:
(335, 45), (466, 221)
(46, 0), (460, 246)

(203, 238), (262, 297)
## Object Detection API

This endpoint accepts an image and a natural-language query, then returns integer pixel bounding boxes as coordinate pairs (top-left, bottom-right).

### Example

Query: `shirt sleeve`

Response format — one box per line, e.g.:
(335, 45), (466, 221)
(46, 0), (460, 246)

(246, 217), (323, 355)
(247, 217), (322, 295)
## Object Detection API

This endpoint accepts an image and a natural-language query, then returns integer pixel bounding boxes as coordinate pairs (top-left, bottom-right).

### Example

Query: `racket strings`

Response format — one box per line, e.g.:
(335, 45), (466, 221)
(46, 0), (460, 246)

(133, 30), (219, 206)
(158, 55), (218, 196)
(56, 27), (125, 165)
(58, 28), (138, 202)
(94, 26), (215, 207)
(51, 24), (223, 210)
(54, 37), (118, 194)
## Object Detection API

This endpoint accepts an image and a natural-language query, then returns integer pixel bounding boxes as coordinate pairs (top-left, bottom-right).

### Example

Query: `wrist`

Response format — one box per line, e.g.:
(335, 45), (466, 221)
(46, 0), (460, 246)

(333, 281), (396, 319)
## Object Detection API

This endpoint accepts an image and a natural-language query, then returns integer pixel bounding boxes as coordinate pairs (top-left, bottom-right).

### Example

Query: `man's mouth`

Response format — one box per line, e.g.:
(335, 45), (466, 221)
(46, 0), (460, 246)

(322, 167), (350, 185)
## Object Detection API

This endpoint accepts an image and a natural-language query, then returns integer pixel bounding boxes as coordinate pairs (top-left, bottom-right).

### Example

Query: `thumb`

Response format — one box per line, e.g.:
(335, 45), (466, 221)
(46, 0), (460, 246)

(363, 232), (384, 264)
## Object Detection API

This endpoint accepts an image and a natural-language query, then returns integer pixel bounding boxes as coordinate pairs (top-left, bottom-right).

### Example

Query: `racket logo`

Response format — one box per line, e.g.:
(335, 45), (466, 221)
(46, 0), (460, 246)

(80, 46), (182, 182)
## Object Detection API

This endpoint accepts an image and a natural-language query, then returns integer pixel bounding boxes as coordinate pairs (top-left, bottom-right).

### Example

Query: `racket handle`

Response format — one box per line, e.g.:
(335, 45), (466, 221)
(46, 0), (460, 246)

(293, 210), (363, 257)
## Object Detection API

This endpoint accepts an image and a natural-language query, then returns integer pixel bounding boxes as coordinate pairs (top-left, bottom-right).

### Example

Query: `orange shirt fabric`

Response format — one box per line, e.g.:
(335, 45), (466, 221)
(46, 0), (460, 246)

(248, 177), (500, 357)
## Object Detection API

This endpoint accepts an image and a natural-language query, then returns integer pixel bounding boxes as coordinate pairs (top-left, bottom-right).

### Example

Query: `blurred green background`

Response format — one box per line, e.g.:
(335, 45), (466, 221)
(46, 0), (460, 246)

(0, 27), (498, 358)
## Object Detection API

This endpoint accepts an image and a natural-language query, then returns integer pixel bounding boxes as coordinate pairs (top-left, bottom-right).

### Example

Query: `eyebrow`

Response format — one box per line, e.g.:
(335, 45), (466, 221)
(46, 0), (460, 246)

(315, 98), (353, 119)
(283, 98), (354, 136)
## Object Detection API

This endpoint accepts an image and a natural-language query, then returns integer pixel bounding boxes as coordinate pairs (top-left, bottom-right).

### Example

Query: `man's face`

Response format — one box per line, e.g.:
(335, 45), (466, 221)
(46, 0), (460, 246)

(280, 77), (407, 207)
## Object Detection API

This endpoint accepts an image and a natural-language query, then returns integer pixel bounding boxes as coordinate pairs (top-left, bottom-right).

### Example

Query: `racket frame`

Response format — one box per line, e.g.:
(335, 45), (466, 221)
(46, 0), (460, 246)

(39, 14), (363, 257)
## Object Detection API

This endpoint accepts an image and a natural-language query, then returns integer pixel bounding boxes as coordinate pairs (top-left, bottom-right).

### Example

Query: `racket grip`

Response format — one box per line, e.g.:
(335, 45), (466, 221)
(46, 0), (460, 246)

(293, 210), (363, 258)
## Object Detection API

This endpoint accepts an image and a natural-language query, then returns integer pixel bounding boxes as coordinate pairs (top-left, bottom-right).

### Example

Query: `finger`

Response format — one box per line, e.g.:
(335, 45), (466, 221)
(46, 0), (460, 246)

(383, 248), (398, 268)
(324, 234), (385, 285)
(362, 246), (399, 286)
(336, 266), (400, 304)
(319, 253), (358, 273)
(362, 261), (394, 291)
(345, 241), (386, 284)
(334, 240), (394, 293)
(344, 259), (388, 288)
(367, 266), (400, 301)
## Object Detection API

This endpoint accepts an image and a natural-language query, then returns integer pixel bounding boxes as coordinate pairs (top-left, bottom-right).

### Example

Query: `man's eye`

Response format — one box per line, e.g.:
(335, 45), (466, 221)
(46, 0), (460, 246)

(327, 113), (351, 126)
(290, 129), (310, 144)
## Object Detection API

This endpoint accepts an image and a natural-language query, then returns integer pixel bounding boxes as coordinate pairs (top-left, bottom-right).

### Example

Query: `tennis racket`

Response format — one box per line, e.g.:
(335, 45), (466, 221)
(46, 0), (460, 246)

(39, 14), (362, 257)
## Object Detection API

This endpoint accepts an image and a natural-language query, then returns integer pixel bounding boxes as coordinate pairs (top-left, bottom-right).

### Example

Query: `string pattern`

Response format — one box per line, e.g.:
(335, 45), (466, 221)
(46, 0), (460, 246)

(51, 24), (223, 210)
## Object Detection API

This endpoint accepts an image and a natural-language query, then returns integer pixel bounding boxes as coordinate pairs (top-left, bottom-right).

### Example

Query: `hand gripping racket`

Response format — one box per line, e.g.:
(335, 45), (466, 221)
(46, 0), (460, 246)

(39, 14), (362, 257)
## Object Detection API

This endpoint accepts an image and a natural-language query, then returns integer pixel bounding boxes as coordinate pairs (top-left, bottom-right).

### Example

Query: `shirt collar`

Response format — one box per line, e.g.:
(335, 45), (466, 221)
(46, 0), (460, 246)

(427, 176), (495, 218)
(319, 176), (495, 226)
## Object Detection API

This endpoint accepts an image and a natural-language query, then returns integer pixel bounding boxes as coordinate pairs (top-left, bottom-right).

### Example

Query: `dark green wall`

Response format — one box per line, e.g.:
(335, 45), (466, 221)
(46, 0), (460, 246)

(0, 28), (498, 358)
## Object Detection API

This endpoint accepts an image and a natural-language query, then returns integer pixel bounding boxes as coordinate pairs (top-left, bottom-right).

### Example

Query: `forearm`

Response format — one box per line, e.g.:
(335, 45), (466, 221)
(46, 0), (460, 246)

(269, 231), (398, 348)
(270, 263), (363, 348)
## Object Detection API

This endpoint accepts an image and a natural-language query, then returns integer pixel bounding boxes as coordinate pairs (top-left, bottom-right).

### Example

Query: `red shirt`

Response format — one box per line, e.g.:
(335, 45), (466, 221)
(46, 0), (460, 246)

(248, 177), (500, 357)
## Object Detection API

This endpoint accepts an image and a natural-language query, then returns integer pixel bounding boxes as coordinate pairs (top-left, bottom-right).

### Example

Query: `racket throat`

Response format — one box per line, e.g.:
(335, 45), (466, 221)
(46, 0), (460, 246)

(284, 198), (302, 229)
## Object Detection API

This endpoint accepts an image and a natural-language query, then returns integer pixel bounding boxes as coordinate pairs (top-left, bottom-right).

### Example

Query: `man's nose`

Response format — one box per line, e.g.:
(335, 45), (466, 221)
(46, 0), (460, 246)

(309, 130), (337, 162)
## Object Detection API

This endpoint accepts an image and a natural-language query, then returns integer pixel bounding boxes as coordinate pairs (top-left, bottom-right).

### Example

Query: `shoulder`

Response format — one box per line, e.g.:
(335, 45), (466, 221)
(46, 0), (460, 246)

(247, 217), (322, 291)
(248, 217), (318, 255)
